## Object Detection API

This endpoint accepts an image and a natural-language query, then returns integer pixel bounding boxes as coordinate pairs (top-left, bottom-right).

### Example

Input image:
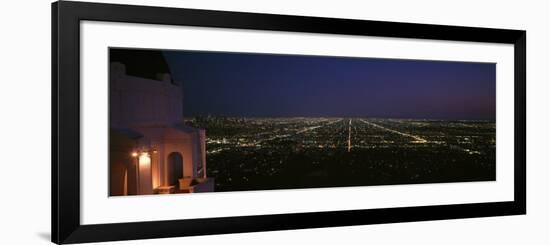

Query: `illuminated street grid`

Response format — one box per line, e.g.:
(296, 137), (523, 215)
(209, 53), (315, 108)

(185, 117), (496, 192)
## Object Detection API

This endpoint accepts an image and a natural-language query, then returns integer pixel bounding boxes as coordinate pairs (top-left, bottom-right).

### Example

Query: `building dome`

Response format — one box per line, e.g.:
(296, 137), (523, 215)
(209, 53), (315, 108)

(110, 48), (172, 82)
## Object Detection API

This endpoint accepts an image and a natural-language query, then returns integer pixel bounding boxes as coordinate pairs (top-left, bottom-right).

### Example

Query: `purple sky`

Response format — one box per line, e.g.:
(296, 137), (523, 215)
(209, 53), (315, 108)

(164, 50), (495, 120)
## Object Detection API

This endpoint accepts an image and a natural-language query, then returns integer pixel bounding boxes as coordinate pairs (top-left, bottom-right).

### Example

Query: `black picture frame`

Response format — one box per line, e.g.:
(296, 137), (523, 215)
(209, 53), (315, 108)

(52, 1), (526, 244)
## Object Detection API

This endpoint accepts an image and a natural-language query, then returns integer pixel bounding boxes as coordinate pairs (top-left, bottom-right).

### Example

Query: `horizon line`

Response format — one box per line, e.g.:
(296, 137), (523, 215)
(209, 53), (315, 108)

(183, 116), (496, 122)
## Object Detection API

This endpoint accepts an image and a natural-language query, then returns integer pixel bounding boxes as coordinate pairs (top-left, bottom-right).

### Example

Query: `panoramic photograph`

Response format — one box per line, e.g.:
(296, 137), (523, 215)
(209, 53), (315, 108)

(108, 48), (496, 196)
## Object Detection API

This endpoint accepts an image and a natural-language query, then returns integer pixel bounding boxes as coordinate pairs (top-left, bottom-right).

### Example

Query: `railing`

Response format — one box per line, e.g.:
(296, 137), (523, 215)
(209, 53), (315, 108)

(179, 177), (215, 193)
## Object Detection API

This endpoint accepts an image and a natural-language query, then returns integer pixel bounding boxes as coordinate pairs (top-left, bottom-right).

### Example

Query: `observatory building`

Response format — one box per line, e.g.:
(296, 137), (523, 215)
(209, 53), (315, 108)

(108, 49), (213, 196)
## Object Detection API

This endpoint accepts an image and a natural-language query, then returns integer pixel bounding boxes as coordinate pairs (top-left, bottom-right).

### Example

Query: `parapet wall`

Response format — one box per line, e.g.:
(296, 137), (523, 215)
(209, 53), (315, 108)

(110, 62), (183, 128)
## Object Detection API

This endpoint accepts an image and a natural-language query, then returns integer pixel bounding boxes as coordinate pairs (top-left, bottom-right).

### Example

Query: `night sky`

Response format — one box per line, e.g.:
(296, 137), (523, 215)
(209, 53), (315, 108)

(163, 50), (496, 120)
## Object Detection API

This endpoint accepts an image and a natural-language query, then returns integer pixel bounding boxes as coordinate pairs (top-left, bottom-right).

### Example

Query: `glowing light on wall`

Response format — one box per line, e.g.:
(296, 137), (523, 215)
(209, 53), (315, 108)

(137, 152), (152, 195)
(138, 152), (151, 170)
(131, 150), (155, 194)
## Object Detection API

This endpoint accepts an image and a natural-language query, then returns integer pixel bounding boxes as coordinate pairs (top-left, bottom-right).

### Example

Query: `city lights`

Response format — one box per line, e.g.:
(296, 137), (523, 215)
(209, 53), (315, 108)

(185, 116), (496, 192)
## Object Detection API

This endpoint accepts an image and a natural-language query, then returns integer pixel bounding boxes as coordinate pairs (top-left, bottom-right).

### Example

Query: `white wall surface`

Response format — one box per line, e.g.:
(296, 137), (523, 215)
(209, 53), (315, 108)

(0, 0), (548, 244)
